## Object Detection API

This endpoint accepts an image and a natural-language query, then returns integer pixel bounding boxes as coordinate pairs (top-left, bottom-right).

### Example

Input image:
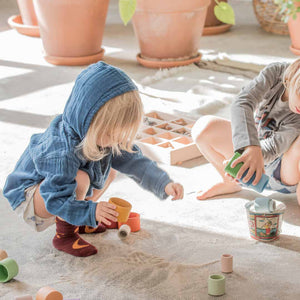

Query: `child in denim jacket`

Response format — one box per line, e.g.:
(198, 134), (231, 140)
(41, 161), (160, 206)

(3, 62), (183, 257)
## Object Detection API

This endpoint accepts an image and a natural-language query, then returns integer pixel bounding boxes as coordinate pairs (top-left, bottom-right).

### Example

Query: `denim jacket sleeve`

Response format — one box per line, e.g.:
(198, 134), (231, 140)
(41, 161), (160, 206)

(35, 153), (98, 227)
(111, 145), (172, 199)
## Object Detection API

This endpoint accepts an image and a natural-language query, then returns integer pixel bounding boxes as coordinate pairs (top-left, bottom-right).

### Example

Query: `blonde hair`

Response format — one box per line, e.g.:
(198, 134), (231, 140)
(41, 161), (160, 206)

(283, 58), (300, 93)
(78, 90), (143, 161)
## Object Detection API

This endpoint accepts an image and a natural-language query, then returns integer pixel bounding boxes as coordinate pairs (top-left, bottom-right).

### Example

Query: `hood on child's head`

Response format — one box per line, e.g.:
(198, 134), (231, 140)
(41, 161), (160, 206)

(62, 62), (137, 140)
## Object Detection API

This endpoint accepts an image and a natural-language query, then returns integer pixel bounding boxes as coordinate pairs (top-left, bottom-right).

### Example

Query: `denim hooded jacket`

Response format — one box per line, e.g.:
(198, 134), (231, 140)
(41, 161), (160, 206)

(3, 62), (171, 227)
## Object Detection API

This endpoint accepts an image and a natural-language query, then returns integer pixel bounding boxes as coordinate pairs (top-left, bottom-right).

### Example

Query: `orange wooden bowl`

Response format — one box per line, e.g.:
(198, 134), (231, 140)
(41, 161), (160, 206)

(108, 197), (132, 223)
(118, 212), (140, 232)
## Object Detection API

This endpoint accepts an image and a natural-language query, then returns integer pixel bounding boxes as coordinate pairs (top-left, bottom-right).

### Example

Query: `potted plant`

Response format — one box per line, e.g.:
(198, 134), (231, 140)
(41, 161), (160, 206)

(8, 0), (39, 37)
(203, 0), (235, 35)
(119, 0), (234, 68)
(275, 0), (300, 55)
(33, 0), (110, 66)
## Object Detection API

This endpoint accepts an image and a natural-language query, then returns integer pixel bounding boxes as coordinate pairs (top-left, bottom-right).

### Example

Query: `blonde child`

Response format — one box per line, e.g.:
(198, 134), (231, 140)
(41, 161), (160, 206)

(191, 59), (300, 203)
(3, 62), (183, 257)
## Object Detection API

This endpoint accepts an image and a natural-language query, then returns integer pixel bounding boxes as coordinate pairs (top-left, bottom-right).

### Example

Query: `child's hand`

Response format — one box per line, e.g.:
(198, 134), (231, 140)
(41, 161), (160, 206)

(231, 146), (265, 185)
(165, 182), (184, 200)
(95, 201), (119, 226)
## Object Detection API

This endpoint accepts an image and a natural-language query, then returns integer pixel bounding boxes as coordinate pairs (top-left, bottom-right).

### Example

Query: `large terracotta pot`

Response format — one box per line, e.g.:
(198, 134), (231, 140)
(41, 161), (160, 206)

(33, 0), (109, 66)
(17, 0), (38, 25)
(288, 3), (300, 55)
(132, 0), (210, 68)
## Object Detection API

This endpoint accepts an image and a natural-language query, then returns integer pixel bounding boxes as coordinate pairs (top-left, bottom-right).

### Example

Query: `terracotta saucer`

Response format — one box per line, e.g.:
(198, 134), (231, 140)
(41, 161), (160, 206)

(7, 15), (40, 37)
(44, 48), (105, 66)
(203, 24), (232, 36)
(290, 45), (300, 56)
(136, 52), (202, 69)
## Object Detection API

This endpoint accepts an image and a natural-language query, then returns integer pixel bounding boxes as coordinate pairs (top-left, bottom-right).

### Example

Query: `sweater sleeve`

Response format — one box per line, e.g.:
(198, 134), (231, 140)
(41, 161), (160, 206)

(260, 115), (300, 164)
(231, 63), (282, 152)
(111, 145), (172, 199)
(35, 153), (98, 227)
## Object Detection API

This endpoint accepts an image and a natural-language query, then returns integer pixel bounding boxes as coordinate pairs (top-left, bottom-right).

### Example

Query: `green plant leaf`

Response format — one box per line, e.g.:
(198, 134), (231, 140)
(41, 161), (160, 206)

(214, 1), (235, 25)
(119, 0), (137, 25)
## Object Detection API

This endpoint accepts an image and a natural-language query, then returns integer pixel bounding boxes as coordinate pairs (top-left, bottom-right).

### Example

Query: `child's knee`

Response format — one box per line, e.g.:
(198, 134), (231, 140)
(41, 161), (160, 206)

(290, 136), (300, 160)
(75, 170), (90, 199)
(191, 115), (219, 144)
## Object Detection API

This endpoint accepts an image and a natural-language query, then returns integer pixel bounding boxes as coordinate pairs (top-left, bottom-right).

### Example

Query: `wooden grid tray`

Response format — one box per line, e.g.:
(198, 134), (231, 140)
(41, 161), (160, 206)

(136, 111), (202, 165)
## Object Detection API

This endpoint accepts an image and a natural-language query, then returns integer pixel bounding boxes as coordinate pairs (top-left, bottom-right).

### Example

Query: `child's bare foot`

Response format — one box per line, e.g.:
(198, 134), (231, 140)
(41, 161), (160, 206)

(197, 182), (242, 200)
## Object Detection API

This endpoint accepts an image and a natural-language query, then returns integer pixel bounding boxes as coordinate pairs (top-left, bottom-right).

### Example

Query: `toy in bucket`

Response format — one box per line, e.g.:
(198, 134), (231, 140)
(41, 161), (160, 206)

(245, 198), (286, 242)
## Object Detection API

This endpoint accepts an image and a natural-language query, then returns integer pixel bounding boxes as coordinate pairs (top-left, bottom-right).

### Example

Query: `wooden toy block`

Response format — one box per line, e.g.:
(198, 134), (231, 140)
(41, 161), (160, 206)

(14, 295), (33, 300)
(0, 249), (8, 261)
(208, 274), (225, 296)
(118, 224), (131, 239)
(137, 111), (202, 165)
(221, 254), (233, 273)
(171, 118), (188, 126)
(36, 286), (63, 300)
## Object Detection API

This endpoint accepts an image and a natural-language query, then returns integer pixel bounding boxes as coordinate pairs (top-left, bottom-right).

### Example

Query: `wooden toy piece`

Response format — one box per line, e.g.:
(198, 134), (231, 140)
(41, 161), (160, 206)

(254, 197), (276, 213)
(172, 118), (187, 126)
(108, 197), (132, 223)
(159, 142), (174, 149)
(157, 132), (179, 140)
(14, 295), (33, 300)
(143, 127), (157, 135)
(118, 212), (141, 232)
(156, 123), (174, 131)
(118, 224), (131, 239)
(0, 249), (8, 261)
(141, 137), (161, 145)
(224, 151), (269, 193)
(221, 254), (233, 273)
(208, 274), (225, 296)
(174, 137), (192, 145)
(146, 112), (162, 120)
(36, 286), (63, 300)
(0, 258), (19, 282)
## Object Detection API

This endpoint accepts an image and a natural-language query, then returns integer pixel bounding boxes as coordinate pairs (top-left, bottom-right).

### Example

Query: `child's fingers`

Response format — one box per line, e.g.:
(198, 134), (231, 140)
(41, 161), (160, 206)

(241, 167), (255, 183)
(236, 162), (249, 180)
(231, 156), (244, 168)
(103, 206), (119, 217)
(252, 169), (262, 185)
(102, 202), (116, 210)
(101, 217), (111, 226)
(101, 211), (118, 222)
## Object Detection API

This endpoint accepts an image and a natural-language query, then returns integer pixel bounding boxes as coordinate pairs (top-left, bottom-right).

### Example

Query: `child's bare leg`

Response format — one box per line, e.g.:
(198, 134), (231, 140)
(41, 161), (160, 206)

(279, 135), (300, 205)
(192, 116), (242, 200)
(86, 168), (117, 202)
(33, 169), (90, 218)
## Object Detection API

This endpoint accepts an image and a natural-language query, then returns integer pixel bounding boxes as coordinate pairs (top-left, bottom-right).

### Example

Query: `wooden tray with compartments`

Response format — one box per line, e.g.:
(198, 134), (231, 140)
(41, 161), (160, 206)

(136, 111), (202, 165)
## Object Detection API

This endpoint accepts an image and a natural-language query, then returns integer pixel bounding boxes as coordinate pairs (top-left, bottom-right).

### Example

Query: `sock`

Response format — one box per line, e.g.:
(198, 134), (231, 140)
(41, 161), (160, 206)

(78, 223), (106, 234)
(52, 217), (97, 257)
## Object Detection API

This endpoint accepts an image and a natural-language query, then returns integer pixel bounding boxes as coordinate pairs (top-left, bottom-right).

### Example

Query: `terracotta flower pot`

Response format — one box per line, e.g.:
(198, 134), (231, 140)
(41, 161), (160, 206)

(33, 0), (109, 66)
(132, 0), (210, 68)
(288, 3), (300, 55)
(203, 0), (231, 35)
(7, 0), (39, 37)
(17, 0), (38, 25)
